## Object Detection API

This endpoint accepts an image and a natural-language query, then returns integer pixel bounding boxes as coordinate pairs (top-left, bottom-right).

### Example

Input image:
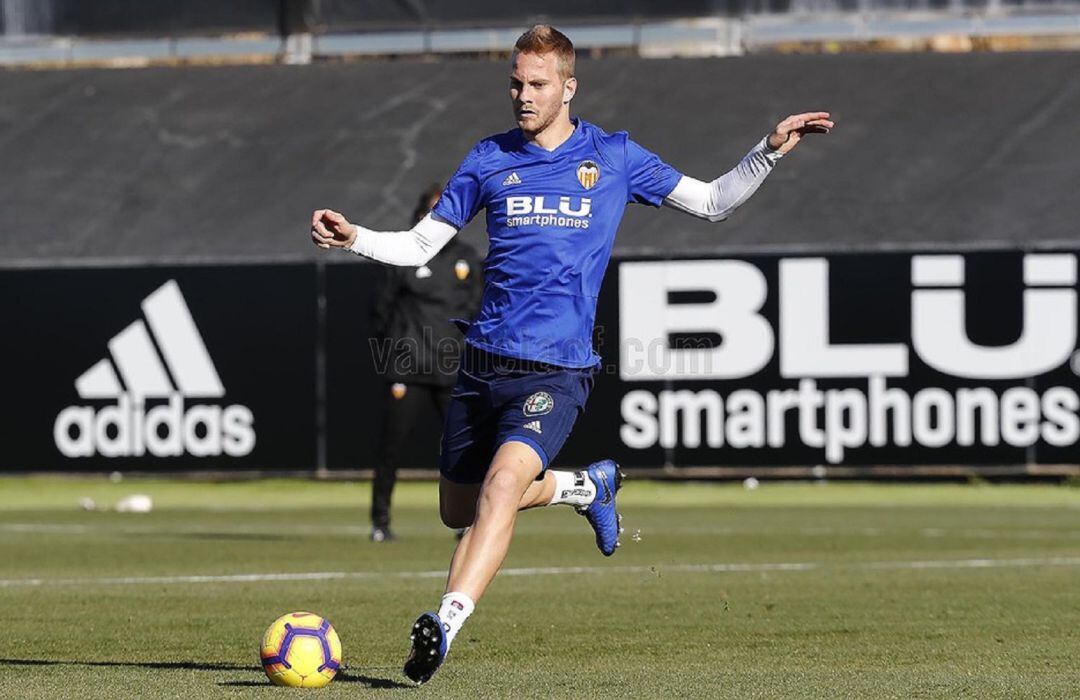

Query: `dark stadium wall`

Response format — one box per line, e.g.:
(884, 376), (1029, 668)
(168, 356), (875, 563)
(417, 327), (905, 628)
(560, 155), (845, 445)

(37, 0), (281, 37)
(2, 51), (1079, 474)
(308, 0), (739, 31)
(2, 249), (1078, 473)
(11, 1), (745, 37)
(1, 53), (1078, 263)
(22, 1), (1019, 37)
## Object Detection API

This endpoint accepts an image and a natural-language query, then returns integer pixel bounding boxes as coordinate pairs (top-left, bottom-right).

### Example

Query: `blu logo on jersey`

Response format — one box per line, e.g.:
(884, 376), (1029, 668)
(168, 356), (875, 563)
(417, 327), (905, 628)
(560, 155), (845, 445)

(505, 196), (592, 230)
(506, 196), (591, 216)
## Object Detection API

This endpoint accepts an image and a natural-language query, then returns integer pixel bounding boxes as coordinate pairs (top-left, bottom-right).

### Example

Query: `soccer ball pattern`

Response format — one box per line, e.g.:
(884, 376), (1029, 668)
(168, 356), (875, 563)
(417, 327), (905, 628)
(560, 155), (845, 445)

(260, 612), (342, 688)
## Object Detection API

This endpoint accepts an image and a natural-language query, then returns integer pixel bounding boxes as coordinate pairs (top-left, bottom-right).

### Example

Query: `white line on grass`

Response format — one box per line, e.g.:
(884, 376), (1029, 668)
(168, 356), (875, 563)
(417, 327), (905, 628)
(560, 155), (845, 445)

(0, 522), (372, 536)
(1, 557), (1078, 589)
(0, 523), (91, 533)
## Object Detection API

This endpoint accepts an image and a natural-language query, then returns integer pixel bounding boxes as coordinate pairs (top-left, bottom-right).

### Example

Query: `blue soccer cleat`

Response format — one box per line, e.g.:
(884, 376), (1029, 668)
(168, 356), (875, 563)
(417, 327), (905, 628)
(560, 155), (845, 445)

(403, 612), (447, 685)
(578, 459), (625, 556)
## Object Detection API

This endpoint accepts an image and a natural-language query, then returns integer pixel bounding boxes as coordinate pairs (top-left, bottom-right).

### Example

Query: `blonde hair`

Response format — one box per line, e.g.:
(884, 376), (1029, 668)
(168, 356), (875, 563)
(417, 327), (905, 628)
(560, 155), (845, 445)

(514, 24), (575, 79)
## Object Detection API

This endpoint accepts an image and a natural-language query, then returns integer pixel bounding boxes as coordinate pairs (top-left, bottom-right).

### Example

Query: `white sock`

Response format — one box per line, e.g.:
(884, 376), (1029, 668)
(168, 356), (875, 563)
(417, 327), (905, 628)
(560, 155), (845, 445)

(437, 592), (475, 647)
(548, 469), (596, 507)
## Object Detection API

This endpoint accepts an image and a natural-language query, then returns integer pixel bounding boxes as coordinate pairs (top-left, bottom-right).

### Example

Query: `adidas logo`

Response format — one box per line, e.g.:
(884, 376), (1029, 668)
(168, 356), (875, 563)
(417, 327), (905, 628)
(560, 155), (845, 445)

(502, 171), (522, 186)
(53, 280), (256, 459)
(523, 420), (542, 434)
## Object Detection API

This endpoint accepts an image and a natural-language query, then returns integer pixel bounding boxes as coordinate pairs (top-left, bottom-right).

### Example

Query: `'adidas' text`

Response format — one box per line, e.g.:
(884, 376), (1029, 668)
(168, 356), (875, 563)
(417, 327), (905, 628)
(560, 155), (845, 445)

(53, 280), (256, 459)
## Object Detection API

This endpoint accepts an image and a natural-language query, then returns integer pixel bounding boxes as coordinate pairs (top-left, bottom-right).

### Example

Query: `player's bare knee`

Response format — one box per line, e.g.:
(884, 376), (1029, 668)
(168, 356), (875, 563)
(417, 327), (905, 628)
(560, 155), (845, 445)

(479, 467), (525, 508)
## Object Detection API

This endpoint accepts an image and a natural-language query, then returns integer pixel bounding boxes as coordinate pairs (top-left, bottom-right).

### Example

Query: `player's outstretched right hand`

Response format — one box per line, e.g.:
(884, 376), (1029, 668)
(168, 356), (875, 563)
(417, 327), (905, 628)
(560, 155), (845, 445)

(310, 209), (358, 250)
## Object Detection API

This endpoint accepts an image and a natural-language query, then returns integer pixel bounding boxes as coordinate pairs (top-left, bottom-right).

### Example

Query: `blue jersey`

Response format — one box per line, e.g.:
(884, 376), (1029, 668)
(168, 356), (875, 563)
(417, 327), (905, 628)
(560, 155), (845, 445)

(433, 118), (682, 368)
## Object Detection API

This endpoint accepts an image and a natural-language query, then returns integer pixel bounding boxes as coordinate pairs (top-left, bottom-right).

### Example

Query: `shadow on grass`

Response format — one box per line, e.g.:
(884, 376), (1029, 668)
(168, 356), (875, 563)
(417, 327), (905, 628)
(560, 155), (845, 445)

(0, 658), (250, 672)
(337, 671), (413, 689)
(0, 658), (411, 690)
(219, 671), (411, 690)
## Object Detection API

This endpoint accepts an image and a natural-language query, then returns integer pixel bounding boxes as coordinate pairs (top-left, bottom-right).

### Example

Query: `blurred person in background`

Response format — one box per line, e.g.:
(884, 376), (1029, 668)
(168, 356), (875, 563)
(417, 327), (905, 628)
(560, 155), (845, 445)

(368, 184), (484, 543)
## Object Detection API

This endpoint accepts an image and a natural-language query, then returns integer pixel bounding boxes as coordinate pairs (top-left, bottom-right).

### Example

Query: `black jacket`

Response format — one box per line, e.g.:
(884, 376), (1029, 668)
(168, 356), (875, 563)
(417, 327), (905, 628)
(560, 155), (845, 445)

(370, 238), (484, 386)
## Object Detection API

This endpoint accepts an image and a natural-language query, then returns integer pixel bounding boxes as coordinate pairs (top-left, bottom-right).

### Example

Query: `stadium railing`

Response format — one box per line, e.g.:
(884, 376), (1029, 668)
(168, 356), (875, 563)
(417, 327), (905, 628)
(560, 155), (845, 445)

(1, 0), (1079, 67)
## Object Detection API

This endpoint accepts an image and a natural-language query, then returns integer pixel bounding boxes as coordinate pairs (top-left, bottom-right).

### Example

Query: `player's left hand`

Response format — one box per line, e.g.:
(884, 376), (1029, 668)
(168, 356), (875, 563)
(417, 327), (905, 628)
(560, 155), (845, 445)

(767, 112), (834, 155)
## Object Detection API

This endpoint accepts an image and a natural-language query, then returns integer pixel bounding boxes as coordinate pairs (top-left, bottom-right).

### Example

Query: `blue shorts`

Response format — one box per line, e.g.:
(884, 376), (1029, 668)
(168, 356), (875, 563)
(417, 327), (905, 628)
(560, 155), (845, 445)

(439, 346), (595, 484)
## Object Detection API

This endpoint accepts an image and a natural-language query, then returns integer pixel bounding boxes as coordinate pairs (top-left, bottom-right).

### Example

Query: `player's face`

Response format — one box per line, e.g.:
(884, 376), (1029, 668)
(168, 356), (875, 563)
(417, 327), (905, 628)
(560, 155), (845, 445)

(509, 52), (575, 136)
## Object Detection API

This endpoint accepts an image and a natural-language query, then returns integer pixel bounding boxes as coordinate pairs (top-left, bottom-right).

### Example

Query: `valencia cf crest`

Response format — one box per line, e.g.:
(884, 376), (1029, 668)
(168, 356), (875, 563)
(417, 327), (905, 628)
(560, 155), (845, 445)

(576, 160), (600, 190)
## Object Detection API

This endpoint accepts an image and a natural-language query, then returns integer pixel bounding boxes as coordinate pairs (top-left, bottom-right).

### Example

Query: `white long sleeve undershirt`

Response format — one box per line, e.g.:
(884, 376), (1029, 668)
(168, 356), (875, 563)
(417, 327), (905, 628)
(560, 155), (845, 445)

(345, 136), (782, 266)
(346, 212), (458, 267)
(662, 137), (783, 222)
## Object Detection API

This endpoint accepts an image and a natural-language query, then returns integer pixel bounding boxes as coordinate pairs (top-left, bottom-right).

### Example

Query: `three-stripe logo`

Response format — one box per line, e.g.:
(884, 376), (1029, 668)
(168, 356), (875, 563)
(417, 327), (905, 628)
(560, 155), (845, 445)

(53, 280), (256, 459)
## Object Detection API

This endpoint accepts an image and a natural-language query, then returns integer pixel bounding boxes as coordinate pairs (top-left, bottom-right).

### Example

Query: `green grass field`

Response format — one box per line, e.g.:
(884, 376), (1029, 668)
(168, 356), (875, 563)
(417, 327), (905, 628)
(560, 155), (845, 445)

(0, 477), (1077, 699)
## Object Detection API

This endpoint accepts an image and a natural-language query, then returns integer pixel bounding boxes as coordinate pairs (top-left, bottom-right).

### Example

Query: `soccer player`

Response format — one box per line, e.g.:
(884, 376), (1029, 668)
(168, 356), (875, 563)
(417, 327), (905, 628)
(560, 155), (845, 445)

(310, 25), (832, 685)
